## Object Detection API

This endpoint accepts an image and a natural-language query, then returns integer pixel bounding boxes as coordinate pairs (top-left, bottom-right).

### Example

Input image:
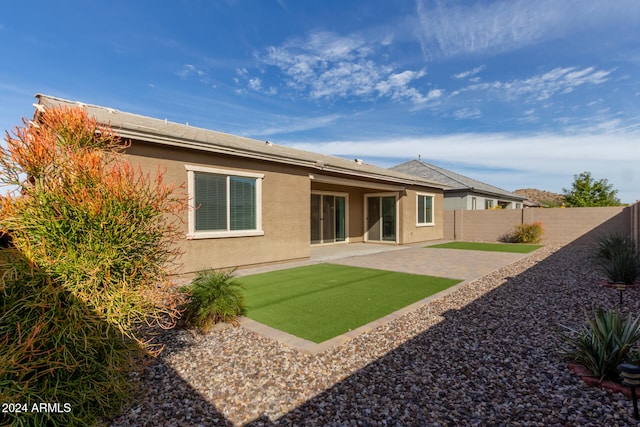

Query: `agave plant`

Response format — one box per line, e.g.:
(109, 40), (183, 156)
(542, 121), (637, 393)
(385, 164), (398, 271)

(594, 233), (640, 285)
(595, 233), (635, 263)
(180, 269), (247, 331)
(560, 309), (640, 381)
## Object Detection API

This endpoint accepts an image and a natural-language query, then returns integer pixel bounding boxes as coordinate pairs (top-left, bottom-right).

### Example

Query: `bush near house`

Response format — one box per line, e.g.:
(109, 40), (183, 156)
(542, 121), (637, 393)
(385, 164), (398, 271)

(502, 221), (544, 244)
(180, 269), (247, 331)
(0, 107), (186, 426)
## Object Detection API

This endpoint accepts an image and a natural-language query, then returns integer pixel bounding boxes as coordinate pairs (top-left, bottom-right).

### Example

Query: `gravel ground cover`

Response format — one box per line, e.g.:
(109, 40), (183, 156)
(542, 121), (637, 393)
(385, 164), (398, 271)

(108, 244), (640, 426)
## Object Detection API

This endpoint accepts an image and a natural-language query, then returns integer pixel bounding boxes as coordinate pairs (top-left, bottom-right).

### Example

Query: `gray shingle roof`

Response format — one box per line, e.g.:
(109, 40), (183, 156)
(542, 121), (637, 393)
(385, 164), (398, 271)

(35, 94), (447, 190)
(390, 160), (525, 201)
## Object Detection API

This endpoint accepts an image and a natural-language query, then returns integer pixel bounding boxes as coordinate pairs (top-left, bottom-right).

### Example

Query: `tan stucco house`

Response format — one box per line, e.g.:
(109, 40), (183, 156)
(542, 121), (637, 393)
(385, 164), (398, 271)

(35, 94), (448, 273)
(391, 159), (526, 211)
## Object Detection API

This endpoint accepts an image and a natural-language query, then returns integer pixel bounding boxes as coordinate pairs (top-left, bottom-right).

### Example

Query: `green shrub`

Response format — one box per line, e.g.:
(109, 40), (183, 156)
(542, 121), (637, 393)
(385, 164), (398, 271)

(594, 233), (640, 285)
(503, 221), (544, 244)
(0, 249), (139, 426)
(559, 309), (640, 381)
(0, 108), (186, 345)
(0, 106), (186, 425)
(595, 233), (635, 262)
(181, 269), (247, 330)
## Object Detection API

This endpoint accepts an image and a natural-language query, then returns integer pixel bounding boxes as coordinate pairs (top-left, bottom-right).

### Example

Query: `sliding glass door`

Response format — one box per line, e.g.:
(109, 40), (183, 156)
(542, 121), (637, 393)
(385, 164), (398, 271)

(366, 195), (396, 242)
(311, 194), (346, 244)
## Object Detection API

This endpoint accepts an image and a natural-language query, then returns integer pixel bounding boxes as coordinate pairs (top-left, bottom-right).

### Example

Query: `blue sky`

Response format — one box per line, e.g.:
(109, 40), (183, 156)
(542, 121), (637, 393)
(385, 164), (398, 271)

(1, 0), (639, 202)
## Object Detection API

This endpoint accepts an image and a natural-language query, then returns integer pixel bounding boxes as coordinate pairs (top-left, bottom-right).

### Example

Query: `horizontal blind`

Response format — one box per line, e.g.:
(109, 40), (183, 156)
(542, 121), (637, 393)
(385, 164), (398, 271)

(195, 172), (227, 231)
(230, 176), (256, 230)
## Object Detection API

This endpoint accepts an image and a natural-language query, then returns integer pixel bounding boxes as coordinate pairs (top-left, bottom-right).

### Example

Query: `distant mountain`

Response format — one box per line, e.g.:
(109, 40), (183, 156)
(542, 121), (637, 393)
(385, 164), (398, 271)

(514, 188), (565, 207)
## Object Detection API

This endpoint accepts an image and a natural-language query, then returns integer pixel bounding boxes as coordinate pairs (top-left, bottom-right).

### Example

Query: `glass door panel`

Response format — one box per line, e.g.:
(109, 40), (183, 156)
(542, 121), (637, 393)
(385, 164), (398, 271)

(335, 196), (346, 242)
(310, 194), (321, 244)
(381, 196), (396, 241)
(367, 197), (381, 241)
(311, 194), (347, 244)
(322, 195), (336, 243)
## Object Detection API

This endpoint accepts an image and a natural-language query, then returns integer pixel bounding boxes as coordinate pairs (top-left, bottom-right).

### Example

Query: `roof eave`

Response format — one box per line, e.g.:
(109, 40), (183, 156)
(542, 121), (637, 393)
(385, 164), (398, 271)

(445, 187), (526, 201)
(117, 128), (447, 190)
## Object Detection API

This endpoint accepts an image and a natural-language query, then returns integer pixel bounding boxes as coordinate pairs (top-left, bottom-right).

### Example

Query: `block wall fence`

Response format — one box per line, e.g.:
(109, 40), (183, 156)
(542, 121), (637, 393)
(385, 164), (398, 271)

(443, 202), (640, 246)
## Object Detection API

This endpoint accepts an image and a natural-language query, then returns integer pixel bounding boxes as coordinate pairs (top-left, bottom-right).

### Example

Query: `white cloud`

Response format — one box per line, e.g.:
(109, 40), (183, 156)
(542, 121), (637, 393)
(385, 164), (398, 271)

(235, 69), (277, 95)
(242, 114), (343, 137)
(414, 0), (640, 59)
(177, 64), (211, 85)
(453, 65), (486, 80)
(453, 66), (611, 102)
(453, 107), (481, 120)
(248, 78), (262, 91)
(286, 130), (640, 202)
(258, 30), (439, 106)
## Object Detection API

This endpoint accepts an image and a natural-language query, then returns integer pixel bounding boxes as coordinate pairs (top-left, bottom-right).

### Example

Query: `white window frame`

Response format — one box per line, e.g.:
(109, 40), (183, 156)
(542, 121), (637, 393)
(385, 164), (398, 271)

(416, 192), (435, 227)
(186, 165), (264, 239)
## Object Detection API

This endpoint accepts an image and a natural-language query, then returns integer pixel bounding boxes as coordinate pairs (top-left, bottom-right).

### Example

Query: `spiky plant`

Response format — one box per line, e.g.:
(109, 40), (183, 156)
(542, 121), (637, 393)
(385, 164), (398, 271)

(594, 233), (640, 285)
(595, 233), (635, 262)
(181, 269), (247, 331)
(560, 309), (640, 381)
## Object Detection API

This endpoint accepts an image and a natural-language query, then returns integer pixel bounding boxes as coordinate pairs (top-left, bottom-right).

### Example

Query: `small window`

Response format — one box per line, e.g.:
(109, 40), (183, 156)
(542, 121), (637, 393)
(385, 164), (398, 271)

(186, 165), (264, 239)
(417, 193), (434, 225)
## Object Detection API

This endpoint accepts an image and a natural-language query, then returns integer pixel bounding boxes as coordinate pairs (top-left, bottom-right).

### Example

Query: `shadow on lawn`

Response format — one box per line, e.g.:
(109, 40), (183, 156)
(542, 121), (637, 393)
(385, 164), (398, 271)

(245, 242), (640, 426)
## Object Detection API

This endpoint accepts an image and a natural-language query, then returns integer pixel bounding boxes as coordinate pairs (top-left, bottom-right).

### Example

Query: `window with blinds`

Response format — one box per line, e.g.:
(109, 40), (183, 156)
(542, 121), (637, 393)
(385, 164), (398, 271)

(194, 173), (257, 232)
(187, 165), (263, 238)
(417, 193), (434, 225)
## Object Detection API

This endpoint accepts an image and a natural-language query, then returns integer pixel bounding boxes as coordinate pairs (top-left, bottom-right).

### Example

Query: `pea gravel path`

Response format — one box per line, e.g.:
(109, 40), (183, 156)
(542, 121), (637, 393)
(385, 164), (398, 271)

(108, 244), (640, 426)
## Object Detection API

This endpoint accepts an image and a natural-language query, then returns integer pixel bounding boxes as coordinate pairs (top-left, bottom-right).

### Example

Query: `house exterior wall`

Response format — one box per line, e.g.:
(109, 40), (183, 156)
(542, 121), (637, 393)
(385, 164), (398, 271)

(124, 141), (446, 272)
(444, 193), (522, 211)
(443, 194), (468, 210)
(399, 188), (445, 243)
(310, 183), (445, 244)
(124, 141), (311, 273)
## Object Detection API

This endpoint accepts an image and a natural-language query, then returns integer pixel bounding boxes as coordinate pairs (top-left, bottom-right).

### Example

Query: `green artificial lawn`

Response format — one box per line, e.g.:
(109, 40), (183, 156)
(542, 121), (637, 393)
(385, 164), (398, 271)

(241, 264), (461, 343)
(426, 241), (542, 253)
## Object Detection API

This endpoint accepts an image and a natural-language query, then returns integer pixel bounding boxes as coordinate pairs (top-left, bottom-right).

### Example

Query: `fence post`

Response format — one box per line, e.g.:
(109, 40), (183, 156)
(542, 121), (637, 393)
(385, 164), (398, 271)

(454, 209), (463, 241)
(632, 202), (640, 250)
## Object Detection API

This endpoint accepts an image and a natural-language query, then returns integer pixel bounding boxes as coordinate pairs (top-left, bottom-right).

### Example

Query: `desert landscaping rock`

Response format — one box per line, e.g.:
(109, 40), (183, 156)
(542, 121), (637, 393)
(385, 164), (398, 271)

(108, 245), (640, 426)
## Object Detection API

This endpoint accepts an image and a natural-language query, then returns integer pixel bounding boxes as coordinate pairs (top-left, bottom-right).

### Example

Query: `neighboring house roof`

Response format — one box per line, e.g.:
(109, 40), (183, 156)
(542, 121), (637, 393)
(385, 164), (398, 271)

(35, 94), (446, 190)
(390, 159), (525, 201)
(523, 199), (544, 208)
